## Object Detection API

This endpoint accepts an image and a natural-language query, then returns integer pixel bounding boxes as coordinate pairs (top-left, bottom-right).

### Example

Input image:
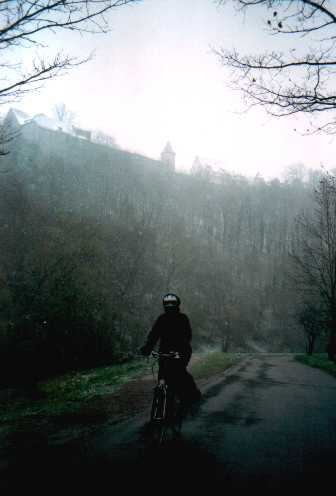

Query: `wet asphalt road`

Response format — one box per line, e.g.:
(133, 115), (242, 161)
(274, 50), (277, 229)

(184, 353), (336, 490)
(90, 353), (336, 492)
(2, 354), (336, 493)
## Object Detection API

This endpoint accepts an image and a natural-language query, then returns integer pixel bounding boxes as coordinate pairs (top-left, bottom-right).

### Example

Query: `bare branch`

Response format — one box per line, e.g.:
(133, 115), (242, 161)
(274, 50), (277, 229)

(0, 1), (139, 102)
(218, 0), (336, 133)
(0, 1), (141, 151)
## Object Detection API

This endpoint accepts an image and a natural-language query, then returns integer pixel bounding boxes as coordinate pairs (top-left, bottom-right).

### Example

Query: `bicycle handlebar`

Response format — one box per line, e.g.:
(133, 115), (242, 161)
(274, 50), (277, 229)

(150, 351), (181, 359)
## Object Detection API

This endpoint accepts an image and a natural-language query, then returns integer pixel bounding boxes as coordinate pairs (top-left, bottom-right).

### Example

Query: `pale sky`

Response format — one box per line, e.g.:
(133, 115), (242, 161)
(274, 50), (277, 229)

(10, 0), (336, 179)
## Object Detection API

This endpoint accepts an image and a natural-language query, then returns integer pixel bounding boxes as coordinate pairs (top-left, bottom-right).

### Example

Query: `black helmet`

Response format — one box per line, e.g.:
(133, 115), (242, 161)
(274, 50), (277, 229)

(162, 293), (180, 309)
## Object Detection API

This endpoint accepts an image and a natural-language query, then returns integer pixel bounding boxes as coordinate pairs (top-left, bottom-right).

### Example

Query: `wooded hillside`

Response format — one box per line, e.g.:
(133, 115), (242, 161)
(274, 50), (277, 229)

(0, 126), (323, 384)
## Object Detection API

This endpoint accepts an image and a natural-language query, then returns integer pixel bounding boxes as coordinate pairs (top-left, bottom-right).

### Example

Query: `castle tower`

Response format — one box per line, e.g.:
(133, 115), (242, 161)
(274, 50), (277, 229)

(191, 156), (202, 174)
(160, 141), (176, 171)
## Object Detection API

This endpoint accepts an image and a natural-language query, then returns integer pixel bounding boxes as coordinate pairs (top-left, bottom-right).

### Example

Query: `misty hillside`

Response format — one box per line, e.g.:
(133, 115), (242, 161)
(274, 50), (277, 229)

(0, 120), (324, 384)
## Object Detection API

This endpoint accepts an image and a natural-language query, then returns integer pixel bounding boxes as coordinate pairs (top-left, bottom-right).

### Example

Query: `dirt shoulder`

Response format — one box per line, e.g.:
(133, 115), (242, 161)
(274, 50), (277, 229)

(0, 352), (242, 461)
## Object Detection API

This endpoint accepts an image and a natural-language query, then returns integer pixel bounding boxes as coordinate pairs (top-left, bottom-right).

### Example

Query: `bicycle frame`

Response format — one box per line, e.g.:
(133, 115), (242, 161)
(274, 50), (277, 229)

(148, 351), (182, 444)
(151, 382), (168, 421)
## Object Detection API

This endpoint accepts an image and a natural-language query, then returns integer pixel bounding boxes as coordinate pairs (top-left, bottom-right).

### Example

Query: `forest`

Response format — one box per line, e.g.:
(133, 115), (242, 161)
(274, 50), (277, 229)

(0, 125), (333, 386)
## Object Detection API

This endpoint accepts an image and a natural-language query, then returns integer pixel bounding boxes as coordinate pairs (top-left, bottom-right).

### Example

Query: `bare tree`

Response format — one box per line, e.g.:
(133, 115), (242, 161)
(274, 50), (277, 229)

(298, 302), (324, 355)
(291, 171), (336, 360)
(217, 1), (336, 133)
(52, 103), (76, 126)
(0, 1), (139, 104)
(92, 129), (118, 147)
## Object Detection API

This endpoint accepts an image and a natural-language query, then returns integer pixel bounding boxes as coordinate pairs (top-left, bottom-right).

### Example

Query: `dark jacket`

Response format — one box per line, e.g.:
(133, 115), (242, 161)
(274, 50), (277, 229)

(142, 309), (201, 407)
(143, 310), (192, 364)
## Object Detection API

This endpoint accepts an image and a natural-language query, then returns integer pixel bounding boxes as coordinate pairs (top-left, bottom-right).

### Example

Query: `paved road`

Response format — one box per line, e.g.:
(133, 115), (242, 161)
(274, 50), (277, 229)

(2, 354), (336, 492)
(90, 353), (336, 491)
(184, 353), (336, 490)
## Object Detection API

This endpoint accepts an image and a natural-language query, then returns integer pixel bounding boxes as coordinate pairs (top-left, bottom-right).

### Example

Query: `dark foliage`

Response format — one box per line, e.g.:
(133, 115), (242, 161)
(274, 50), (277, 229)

(0, 127), (323, 384)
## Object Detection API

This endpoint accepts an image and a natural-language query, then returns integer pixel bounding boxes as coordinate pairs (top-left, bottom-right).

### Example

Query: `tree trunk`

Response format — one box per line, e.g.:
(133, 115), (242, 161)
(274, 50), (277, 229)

(307, 335), (315, 356)
(222, 334), (230, 353)
(327, 329), (336, 362)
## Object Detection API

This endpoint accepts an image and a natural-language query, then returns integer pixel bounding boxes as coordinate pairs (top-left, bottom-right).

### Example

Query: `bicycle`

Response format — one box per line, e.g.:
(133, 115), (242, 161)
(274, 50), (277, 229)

(148, 350), (184, 446)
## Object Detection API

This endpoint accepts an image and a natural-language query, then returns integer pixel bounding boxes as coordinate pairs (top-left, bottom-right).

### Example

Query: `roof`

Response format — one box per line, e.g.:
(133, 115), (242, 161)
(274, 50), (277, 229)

(162, 141), (175, 154)
(192, 156), (202, 169)
(32, 113), (73, 133)
(7, 108), (32, 126)
(5, 108), (75, 134)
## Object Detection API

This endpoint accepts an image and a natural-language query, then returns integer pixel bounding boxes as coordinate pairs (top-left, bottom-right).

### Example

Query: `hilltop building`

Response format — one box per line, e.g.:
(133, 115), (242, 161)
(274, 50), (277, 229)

(4, 108), (91, 141)
(3, 108), (179, 175)
(1, 108), (166, 178)
(160, 141), (175, 171)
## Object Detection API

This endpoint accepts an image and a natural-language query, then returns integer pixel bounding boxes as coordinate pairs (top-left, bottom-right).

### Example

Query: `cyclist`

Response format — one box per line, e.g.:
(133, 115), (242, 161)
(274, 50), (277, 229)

(140, 293), (201, 414)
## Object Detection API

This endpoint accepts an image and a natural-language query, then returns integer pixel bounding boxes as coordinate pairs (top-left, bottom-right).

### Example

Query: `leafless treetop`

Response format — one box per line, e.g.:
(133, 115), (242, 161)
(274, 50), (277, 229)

(0, 1), (139, 102)
(217, 1), (336, 133)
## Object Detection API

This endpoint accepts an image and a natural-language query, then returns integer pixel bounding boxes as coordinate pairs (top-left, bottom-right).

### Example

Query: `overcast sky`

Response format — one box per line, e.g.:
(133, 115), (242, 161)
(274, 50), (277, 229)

(13, 0), (336, 179)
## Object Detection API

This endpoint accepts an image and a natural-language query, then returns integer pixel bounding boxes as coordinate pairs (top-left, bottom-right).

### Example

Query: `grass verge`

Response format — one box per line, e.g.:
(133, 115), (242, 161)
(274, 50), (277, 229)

(190, 352), (241, 381)
(0, 352), (241, 426)
(295, 353), (336, 378)
(0, 359), (149, 424)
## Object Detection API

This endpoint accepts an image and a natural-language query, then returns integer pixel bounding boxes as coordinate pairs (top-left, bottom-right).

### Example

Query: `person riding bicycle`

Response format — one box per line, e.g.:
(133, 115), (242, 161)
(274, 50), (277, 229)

(140, 293), (201, 414)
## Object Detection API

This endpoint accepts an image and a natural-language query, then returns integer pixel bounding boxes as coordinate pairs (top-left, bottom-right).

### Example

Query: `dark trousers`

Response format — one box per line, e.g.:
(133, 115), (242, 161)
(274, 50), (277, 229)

(158, 358), (200, 407)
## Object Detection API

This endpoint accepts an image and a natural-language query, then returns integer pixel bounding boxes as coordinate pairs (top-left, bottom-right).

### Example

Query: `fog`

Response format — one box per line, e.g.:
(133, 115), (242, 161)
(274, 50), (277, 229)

(7, 0), (336, 179)
(1, 0), (335, 383)
(2, 3), (336, 489)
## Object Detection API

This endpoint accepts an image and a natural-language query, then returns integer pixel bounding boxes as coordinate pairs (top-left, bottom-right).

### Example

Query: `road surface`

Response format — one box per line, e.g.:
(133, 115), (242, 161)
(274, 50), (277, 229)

(2, 354), (336, 492)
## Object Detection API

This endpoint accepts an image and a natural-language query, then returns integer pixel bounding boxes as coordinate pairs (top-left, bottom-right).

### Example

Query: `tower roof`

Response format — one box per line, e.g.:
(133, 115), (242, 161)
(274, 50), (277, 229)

(162, 141), (175, 154)
(192, 156), (202, 169)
